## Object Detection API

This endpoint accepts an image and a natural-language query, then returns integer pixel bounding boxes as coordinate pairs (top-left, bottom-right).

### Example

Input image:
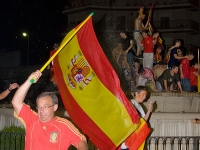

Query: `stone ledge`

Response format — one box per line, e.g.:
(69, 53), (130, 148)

(150, 91), (200, 97)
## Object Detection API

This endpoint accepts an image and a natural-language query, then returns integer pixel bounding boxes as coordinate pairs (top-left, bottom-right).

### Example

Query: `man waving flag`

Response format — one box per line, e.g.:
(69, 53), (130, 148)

(53, 13), (150, 149)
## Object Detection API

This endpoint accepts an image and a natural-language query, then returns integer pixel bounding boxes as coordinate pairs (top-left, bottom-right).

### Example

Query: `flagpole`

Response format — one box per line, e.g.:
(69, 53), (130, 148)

(30, 12), (94, 83)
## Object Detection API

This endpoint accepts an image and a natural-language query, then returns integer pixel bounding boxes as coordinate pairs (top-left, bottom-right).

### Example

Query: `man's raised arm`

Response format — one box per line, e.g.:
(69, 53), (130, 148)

(11, 70), (42, 115)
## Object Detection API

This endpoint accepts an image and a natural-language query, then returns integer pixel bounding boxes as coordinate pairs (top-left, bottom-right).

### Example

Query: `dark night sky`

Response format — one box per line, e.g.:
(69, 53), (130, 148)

(0, 0), (67, 65)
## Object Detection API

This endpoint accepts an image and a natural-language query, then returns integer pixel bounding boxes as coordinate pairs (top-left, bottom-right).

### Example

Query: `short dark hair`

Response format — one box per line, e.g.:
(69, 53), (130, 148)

(191, 61), (198, 66)
(186, 50), (195, 57)
(133, 86), (147, 96)
(173, 39), (181, 46)
(152, 31), (159, 35)
(36, 92), (58, 105)
(171, 64), (179, 69)
(53, 43), (59, 49)
(142, 30), (148, 34)
(134, 59), (140, 64)
(157, 45), (163, 50)
(120, 31), (128, 36)
(138, 67), (145, 74)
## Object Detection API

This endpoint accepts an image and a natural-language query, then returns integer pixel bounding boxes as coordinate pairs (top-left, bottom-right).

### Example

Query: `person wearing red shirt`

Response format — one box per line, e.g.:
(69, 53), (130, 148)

(179, 51), (194, 92)
(49, 43), (59, 85)
(11, 70), (88, 150)
(141, 30), (159, 70)
(154, 45), (163, 65)
(189, 61), (199, 92)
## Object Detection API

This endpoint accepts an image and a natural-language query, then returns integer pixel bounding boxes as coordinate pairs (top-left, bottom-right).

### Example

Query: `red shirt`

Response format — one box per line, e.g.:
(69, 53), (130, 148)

(50, 49), (57, 68)
(141, 36), (154, 53)
(15, 104), (86, 150)
(189, 67), (197, 86)
(180, 58), (190, 78)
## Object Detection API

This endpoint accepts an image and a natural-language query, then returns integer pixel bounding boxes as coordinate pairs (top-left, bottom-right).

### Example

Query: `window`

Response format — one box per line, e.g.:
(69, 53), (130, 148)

(160, 17), (170, 29)
(115, 16), (125, 30)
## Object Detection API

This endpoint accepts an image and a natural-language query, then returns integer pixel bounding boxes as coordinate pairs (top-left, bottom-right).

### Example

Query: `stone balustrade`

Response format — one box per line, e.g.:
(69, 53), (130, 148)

(0, 92), (200, 138)
(144, 92), (200, 113)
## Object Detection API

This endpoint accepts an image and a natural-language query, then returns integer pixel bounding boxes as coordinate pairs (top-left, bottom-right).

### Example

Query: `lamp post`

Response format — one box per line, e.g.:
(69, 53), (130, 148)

(22, 32), (29, 66)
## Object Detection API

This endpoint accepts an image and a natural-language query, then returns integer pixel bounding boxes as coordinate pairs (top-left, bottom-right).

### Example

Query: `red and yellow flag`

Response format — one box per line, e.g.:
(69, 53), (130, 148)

(148, 4), (163, 48)
(53, 13), (150, 149)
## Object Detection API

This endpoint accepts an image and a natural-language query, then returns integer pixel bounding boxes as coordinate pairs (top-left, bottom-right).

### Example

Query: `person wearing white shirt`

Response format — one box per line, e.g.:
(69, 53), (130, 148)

(120, 86), (154, 150)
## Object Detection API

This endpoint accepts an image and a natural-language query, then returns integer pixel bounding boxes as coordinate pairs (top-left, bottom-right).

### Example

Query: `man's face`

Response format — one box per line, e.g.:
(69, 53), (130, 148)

(136, 91), (147, 103)
(120, 32), (126, 39)
(134, 62), (140, 68)
(36, 96), (57, 122)
(188, 55), (194, 60)
(172, 67), (179, 73)
(142, 32), (147, 38)
(140, 14), (145, 20)
(177, 49), (182, 56)
(157, 48), (162, 54)
(154, 33), (160, 38)
(175, 42), (181, 47)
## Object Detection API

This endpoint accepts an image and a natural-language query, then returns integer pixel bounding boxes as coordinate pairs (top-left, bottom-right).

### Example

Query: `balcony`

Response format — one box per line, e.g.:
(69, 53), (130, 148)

(153, 19), (200, 34)
(92, 19), (199, 35)
(63, 0), (199, 14)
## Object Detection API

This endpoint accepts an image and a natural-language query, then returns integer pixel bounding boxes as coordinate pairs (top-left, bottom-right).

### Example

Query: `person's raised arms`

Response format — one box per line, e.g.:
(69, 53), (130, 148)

(11, 70), (42, 115)
(0, 83), (19, 100)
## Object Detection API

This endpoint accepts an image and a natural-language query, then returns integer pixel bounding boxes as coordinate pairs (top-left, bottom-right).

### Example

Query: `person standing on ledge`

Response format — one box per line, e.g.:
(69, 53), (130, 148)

(11, 70), (88, 150)
(0, 83), (19, 100)
(120, 31), (134, 66)
(134, 7), (149, 57)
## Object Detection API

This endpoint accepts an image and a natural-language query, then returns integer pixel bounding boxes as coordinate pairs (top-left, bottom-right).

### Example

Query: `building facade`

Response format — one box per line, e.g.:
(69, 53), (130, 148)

(63, 0), (200, 51)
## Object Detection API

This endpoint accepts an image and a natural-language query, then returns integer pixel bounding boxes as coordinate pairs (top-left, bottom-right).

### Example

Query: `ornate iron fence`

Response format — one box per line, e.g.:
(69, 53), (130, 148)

(0, 132), (25, 150)
(147, 136), (200, 150)
(0, 132), (200, 150)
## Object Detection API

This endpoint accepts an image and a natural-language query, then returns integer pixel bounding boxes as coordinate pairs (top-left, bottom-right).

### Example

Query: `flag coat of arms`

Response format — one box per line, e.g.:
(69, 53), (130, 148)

(53, 13), (150, 149)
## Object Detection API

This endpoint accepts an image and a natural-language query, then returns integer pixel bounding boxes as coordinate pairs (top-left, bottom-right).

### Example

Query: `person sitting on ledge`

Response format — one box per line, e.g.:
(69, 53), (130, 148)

(0, 83), (19, 100)
(137, 67), (156, 91)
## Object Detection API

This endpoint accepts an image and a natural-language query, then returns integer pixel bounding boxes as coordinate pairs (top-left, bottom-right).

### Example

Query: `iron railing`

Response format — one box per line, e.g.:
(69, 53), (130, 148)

(147, 136), (200, 150)
(0, 132), (200, 150)
(0, 132), (25, 150)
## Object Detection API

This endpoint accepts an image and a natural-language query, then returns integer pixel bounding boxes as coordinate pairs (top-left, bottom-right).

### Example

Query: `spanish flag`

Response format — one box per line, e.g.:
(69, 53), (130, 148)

(53, 13), (150, 149)
(147, 4), (163, 47)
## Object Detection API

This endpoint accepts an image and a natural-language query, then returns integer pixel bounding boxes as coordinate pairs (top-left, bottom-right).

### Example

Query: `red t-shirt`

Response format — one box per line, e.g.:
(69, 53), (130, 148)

(50, 49), (57, 68)
(180, 58), (190, 78)
(141, 36), (154, 53)
(15, 104), (86, 150)
(189, 67), (197, 86)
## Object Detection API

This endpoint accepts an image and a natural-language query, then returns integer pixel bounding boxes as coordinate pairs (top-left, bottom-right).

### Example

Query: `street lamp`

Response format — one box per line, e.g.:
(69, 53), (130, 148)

(22, 32), (29, 66)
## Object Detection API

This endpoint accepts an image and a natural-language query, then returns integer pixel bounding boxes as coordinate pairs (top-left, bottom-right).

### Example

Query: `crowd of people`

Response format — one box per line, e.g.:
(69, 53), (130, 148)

(0, 6), (199, 150)
(113, 31), (200, 92)
(112, 7), (200, 93)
